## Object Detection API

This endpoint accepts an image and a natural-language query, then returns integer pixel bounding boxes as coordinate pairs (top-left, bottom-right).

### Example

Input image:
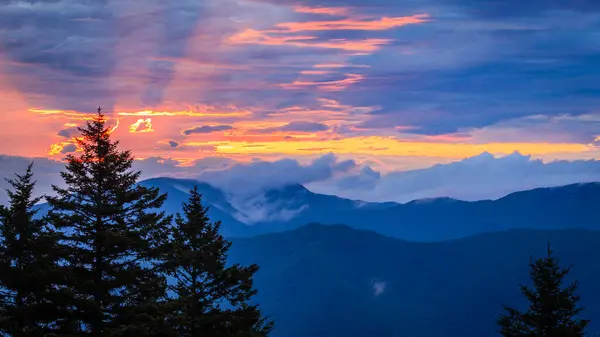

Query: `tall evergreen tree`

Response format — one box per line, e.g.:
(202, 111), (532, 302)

(160, 186), (272, 337)
(0, 163), (63, 336)
(497, 244), (590, 337)
(46, 108), (172, 336)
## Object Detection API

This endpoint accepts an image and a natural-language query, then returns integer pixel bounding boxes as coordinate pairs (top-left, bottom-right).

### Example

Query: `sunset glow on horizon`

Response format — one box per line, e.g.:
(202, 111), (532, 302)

(1, 0), (599, 172)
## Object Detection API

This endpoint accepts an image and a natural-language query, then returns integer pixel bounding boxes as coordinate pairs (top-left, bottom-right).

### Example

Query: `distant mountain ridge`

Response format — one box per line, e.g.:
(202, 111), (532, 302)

(227, 224), (600, 337)
(135, 178), (600, 241)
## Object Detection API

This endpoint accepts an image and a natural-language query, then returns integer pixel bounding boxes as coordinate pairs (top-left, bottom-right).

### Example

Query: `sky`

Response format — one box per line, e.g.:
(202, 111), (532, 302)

(1, 0), (599, 203)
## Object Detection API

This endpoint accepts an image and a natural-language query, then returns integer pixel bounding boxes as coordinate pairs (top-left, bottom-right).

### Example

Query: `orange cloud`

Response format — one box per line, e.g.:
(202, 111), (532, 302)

(48, 141), (81, 156)
(29, 108), (92, 120)
(274, 14), (430, 32)
(129, 118), (154, 133)
(116, 108), (251, 118)
(30, 105), (252, 119)
(107, 118), (120, 135)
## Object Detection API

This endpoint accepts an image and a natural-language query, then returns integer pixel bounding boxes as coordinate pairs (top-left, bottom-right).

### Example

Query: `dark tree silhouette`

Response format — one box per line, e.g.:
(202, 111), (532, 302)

(46, 108), (172, 336)
(497, 244), (590, 337)
(160, 186), (272, 337)
(0, 163), (65, 336)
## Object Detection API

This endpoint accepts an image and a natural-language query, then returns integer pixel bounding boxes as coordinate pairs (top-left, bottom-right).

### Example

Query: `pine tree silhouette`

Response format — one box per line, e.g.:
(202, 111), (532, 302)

(497, 244), (590, 337)
(46, 108), (172, 336)
(160, 186), (272, 337)
(0, 163), (65, 336)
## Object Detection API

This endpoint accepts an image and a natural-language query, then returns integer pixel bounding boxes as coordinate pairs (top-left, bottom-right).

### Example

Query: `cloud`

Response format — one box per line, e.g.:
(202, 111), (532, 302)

(57, 126), (79, 138)
(467, 114), (600, 144)
(272, 14), (429, 32)
(132, 156), (238, 179)
(308, 152), (600, 203)
(0, 154), (237, 205)
(129, 118), (154, 133)
(0, 152), (357, 222)
(336, 166), (380, 190)
(182, 125), (234, 135)
(197, 153), (356, 196)
(281, 121), (330, 132)
(226, 28), (393, 52)
(60, 144), (78, 154)
(193, 153), (358, 223)
(280, 73), (364, 91)
(252, 121), (330, 133)
(292, 6), (350, 16)
(168, 140), (179, 148)
(3, 151), (600, 219)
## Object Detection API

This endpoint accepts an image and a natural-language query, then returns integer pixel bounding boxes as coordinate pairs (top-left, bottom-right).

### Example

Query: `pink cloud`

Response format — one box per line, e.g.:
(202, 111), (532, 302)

(227, 29), (393, 52)
(273, 14), (430, 32)
(292, 6), (350, 16)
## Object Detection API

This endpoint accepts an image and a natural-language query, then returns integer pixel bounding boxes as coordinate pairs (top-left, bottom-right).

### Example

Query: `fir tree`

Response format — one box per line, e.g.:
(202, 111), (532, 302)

(497, 244), (590, 337)
(160, 186), (272, 337)
(46, 108), (172, 336)
(0, 163), (64, 336)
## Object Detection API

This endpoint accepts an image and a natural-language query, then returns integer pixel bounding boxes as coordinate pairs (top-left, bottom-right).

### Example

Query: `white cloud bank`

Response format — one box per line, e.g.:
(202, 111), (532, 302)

(307, 152), (600, 202)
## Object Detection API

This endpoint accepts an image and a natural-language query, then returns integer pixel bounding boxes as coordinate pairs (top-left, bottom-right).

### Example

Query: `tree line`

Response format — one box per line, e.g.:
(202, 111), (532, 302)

(0, 108), (593, 336)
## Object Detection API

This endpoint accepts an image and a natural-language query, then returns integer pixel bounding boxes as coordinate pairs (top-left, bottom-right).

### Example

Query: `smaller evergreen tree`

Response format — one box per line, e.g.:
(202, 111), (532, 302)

(0, 163), (64, 336)
(497, 244), (590, 337)
(160, 186), (272, 337)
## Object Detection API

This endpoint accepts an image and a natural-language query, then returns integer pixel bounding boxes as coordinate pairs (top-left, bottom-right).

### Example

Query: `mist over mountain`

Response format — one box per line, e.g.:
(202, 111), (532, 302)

(137, 177), (600, 241)
(3, 152), (600, 207)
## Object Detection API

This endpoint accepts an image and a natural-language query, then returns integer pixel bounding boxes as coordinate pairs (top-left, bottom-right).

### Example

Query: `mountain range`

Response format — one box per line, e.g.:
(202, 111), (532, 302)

(138, 177), (600, 241)
(227, 224), (600, 337)
(30, 177), (600, 336)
